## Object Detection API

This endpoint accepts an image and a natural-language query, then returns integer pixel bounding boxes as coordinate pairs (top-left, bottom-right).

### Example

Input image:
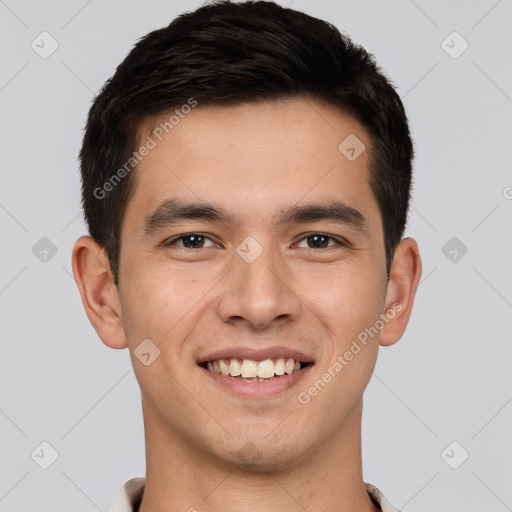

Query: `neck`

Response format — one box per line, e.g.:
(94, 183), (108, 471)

(138, 397), (379, 512)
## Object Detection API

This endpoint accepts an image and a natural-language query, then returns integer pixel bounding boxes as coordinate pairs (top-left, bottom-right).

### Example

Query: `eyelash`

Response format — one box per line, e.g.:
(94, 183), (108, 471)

(162, 232), (348, 250)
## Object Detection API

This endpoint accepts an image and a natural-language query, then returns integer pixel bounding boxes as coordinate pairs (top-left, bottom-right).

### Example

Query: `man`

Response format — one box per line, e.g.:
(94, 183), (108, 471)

(72, 1), (422, 511)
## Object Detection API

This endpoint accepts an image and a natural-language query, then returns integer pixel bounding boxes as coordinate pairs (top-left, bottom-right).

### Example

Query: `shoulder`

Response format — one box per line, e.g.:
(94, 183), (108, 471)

(111, 477), (146, 512)
(365, 482), (402, 512)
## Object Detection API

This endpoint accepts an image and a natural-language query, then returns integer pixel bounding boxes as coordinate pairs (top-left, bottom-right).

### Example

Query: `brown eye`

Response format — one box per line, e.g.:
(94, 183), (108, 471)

(164, 233), (216, 248)
(295, 233), (344, 249)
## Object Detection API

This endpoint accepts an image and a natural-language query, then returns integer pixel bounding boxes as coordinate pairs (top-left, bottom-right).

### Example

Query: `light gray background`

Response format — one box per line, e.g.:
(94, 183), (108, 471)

(1, 0), (511, 511)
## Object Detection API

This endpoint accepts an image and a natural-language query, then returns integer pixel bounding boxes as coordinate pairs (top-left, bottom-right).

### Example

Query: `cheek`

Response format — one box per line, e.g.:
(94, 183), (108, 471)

(299, 277), (383, 420)
(119, 258), (215, 353)
(298, 264), (385, 342)
(119, 263), (180, 342)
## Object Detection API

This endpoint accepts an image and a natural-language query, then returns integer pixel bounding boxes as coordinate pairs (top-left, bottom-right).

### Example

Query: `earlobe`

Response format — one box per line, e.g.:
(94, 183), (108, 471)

(71, 236), (128, 349)
(379, 237), (422, 347)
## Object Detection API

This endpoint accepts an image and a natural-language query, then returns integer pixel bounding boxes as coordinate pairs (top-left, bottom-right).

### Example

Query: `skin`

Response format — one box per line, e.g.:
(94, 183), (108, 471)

(72, 96), (422, 512)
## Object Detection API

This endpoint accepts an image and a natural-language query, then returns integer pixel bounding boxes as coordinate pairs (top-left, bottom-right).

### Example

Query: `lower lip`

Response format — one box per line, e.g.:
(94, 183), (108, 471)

(199, 365), (313, 399)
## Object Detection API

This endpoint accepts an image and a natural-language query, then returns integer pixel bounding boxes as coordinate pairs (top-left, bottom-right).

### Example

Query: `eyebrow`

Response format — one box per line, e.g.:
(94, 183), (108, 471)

(140, 198), (369, 237)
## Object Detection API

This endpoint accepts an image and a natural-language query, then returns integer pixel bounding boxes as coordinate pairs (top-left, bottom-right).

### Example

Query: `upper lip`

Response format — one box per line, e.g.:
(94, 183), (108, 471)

(197, 346), (315, 364)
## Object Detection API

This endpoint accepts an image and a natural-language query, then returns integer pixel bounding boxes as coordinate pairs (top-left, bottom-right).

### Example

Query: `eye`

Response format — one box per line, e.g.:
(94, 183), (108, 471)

(294, 233), (346, 249)
(163, 233), (218, 249)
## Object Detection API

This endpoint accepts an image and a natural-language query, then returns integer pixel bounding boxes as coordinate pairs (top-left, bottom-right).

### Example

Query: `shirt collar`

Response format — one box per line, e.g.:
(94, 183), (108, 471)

(111, 477), (401, 512)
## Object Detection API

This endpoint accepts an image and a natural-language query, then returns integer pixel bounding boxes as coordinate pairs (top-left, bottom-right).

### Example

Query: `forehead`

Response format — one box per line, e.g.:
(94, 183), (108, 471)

(124, 97), (381, 234)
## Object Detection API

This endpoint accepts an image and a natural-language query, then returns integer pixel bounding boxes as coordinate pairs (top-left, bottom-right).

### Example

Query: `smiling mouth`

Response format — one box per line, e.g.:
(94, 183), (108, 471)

(200, 358), (311, 381)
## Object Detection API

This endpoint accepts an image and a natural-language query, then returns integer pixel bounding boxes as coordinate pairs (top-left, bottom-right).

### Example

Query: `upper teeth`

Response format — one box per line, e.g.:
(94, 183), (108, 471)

(206, 358), (301, 378)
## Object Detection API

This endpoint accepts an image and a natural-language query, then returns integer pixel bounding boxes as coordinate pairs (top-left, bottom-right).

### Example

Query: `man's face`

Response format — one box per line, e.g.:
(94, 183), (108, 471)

(118, 97), (390, 467)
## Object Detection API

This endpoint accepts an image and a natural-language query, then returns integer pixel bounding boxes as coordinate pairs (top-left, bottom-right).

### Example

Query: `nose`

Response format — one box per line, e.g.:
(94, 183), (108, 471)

(215, 240), (301, 331)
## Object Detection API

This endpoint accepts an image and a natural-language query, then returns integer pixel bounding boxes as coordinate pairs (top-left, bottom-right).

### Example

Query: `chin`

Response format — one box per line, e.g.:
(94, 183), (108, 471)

(208, 429), (315, 473)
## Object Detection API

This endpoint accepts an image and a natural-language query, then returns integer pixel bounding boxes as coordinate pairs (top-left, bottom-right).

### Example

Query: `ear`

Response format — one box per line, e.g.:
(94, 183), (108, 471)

(71, 235), (127, 349)
(379, 237), (422, 347)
